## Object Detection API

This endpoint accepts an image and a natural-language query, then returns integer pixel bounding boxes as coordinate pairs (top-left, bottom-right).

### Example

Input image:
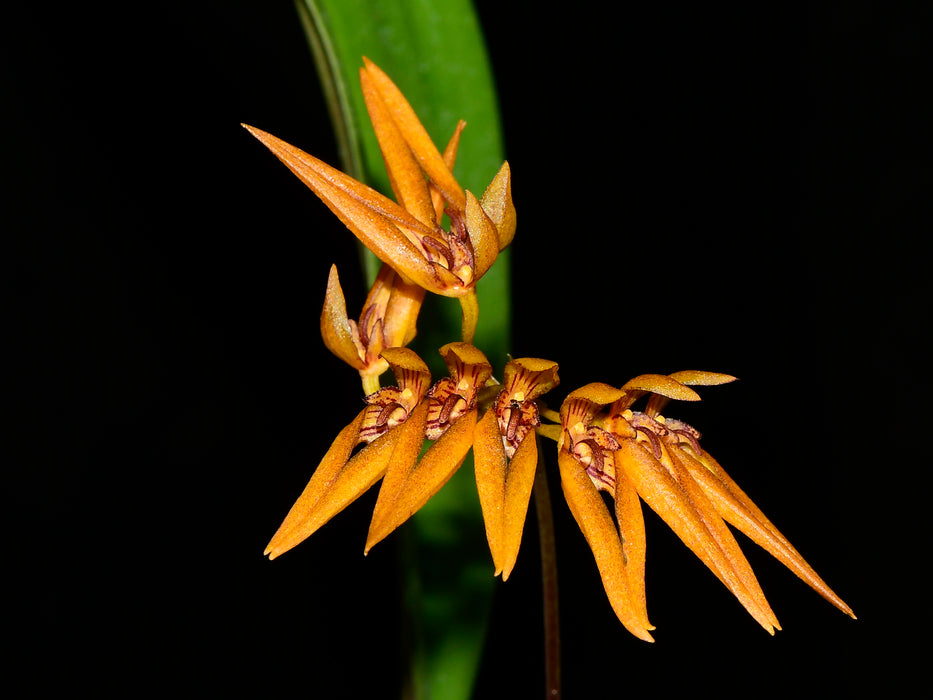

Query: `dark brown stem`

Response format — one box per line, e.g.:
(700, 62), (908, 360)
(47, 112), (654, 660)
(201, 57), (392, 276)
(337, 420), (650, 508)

(534, 437), (561, 699)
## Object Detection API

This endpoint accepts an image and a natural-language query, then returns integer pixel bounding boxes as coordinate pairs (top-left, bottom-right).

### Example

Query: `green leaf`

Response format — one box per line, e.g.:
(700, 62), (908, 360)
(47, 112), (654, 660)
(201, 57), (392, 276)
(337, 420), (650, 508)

(295, 2), (510, 698)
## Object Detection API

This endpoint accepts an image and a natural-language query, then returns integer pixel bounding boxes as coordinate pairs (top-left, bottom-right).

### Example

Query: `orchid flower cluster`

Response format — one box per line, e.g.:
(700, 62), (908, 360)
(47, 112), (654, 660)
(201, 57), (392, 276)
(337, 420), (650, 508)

(245, 58), (854, 641)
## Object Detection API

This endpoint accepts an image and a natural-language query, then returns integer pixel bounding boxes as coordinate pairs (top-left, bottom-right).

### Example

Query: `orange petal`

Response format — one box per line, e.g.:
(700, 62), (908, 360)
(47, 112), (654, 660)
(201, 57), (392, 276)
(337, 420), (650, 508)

(264, 408), (367, 559)
(464, 190), (499, 281)
(681, 446), (855, 618)
(617, 374), (700, 416)
(320, 265), (365, 370)
(621, 374), (701, 401)
(365, 406), (476, 552)
(614, 459), (651, 629)
(361, 58), (465, 212)
(649, 370), (734, 416)
(480, 161), (516, 250)
(558, 448), (654, 641)
(360, 64), (437, 227)
(614, 439), (777, 634)
(668, 370), (737, 386)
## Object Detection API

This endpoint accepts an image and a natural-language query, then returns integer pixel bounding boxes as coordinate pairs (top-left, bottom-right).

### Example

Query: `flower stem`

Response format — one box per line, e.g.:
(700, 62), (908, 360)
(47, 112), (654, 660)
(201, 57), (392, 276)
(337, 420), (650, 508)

(458, 289), (479, 344)
(360, 370), (381, 396)
(534, 437), (561, 698)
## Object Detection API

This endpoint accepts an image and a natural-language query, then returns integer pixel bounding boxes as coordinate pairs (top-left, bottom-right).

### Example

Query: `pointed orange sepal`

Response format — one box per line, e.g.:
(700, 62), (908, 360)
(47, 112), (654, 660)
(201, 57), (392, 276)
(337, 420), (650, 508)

(242, 124), (447, 294)
(365, 406), (477, 553)
(473, 408), (508, 573)
(271, 420), (406, 556)
(359, 64), (437, 227)
(613, 460), (650, 628)
(558, 448), (654, 641)
(681, 446), (855, 618)
(613, 439), (778, 634)
(473, 408), (539, 580)
(264, 408), (367, 559)
(663, 445), (780, 632)
(360, 57), (465, 212)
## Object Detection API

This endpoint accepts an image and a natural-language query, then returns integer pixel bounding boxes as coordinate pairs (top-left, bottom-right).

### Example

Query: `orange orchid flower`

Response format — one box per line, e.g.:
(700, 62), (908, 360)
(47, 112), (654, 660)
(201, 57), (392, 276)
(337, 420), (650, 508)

(557, 372), (855, 641)
(474, 357), (559, 580)
(263, 346), (432, 560)
(558, 382), (656, 641)
(263, 342), (493, 559)
(253, 53), (854, 656)
(263, 342), (567, 584)
(321, 262), (424, 394)
(243, 58), (515, 344)
(365, 342), (494, 552)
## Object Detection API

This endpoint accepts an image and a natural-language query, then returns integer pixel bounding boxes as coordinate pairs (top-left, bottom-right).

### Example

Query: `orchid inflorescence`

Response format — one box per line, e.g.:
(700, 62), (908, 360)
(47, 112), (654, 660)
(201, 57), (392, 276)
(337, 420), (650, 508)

(245, 58), (854, 641)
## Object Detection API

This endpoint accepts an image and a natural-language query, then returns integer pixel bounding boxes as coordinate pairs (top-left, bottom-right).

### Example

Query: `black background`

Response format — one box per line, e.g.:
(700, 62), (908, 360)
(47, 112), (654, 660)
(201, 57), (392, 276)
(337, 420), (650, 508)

(6, 2), (929, 697)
